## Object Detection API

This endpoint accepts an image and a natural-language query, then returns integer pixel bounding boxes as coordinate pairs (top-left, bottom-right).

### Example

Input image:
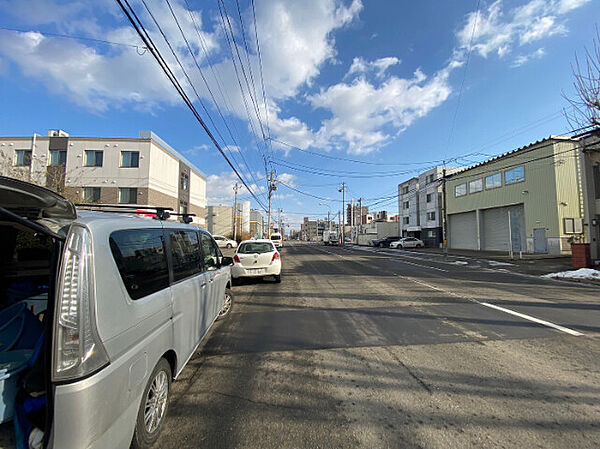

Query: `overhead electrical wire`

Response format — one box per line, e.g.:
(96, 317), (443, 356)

(114, 0), (268, 211)
(164, 0), (265, 193)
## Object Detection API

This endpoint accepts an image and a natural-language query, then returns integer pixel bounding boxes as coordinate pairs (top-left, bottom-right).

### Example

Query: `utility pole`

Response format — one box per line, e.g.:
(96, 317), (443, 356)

(441, 164), (448, 256)
(266, 170), (276, 238)
(277, 208), (283, 234)
(358, 197), (362, 243)
(339, 182), (346, 246)
(232, 182), (239, 241)
(327, 211), (331, 231)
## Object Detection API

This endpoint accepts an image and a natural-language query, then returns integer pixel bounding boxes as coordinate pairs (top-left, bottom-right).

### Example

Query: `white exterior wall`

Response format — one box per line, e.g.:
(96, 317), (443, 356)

(189, 171), (206, 209)
(0, 136), (50, 185)
(148, 142), (179, 197)
(398, 178), (419, 234)
(241, 201), (250, 233)
(67, 139), (151, 190)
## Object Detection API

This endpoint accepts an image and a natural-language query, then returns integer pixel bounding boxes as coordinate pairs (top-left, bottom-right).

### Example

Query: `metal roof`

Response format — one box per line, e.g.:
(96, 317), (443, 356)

(446, 135), (577, 178)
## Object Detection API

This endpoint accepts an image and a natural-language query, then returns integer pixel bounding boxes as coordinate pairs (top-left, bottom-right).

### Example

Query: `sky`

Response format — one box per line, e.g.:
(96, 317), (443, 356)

(0, 0), (598, 229)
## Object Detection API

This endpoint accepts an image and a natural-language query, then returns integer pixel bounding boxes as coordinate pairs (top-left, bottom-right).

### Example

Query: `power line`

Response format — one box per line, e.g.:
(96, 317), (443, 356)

(115, 0), (267, 212)
(250, 0), (272, 146)
(164, 0), (265, 194)
(0, 26), (147, 53)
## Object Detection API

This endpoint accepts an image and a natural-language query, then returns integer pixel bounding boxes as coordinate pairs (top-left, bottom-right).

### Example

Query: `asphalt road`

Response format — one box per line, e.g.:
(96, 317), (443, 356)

(156, 241), (600, 449)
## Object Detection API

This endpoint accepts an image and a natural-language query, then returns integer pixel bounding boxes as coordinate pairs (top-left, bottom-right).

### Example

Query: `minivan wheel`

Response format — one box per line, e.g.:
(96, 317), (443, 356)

(131, 358), (171, 449)
(226, 243), (232, 249)
(217, 288), (234, 320)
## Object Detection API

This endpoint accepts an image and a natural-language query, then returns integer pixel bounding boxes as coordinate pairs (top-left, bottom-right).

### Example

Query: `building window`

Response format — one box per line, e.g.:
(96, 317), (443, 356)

(403, 216), (409, 225)
(427, 230), (435, 238)
(180, 172), (189, 191)
(426, 193), (433, 203)
(402, 186), (409, 194)
(505, 166), (525, 185)
(426, 173), (436, 184)
(563, 218), (583, 234)
(179, 201), (188, 214)
(121, 151), (139, 168)
(84, 150), (103, 167)
(427, 211), (436, 221)
(14, 150), (32, 167)
(469, 178), (483, 193)
(455, 183), (467, 197)
(403, 201), (409, 209)
(485, 173), (502, 189)
(83, 187), (101, 203)
(49, 150), (67, 166)
(119, 187), (138, 204)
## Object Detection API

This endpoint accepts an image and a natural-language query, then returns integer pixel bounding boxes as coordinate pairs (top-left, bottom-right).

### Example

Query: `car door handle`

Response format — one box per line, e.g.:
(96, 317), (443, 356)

(200, 283), (207, 288)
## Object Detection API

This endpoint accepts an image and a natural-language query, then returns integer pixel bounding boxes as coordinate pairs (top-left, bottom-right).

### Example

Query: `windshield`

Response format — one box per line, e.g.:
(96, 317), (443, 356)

(238, 242), (274, 254)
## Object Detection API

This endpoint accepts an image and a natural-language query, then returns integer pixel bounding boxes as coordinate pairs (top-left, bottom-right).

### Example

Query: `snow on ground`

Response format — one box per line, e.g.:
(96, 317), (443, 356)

(542, 268), (600, 280)
(450, 261), (469, 265)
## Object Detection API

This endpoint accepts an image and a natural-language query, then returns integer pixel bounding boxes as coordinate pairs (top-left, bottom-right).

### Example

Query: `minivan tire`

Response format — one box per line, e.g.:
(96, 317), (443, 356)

(131, 358), (172, 449)
(226, 243), (232, 249)
(217, 288), (234, 320)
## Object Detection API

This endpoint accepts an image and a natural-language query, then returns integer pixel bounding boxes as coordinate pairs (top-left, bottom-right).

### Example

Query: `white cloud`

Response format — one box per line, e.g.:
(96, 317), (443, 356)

(511, 47), (546, 67)
(309, 68), (452, 154)
(348, 56), (400, 79)
(206, 170), (266, 204)
(455, 0), (586, 60)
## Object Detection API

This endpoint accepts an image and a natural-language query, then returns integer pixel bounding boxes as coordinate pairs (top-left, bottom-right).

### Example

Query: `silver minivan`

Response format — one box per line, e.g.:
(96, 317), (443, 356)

(0, 177), (234, 448)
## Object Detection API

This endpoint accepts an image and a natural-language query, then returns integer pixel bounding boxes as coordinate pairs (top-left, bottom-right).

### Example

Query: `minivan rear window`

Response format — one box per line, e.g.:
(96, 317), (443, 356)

(109, 229), (170, 300)
(238, 242), (274, 254)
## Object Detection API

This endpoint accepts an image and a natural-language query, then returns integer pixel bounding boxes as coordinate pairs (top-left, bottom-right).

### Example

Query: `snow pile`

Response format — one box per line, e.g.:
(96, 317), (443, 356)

(488, 260), (515, 267)
(543, 268), (600, 280)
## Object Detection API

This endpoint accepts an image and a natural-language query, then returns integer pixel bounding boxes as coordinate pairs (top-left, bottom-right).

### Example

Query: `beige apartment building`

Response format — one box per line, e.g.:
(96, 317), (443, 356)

(0, 129), (206, 226)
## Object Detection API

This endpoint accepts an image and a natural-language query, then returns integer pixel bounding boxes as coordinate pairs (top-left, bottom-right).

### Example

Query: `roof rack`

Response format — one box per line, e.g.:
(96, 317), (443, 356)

(75, 204), (174, 220)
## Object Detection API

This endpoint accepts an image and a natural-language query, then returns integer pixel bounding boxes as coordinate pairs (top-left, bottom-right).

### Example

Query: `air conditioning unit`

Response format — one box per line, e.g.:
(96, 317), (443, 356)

(48, 129), (70, 137)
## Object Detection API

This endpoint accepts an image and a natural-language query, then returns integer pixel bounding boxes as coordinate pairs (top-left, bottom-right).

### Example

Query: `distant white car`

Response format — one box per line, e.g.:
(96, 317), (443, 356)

(213, 234), (238, 249)
(270, 232), (283, 248)
(390, 237), (425, 249)
(232, 239), (282, 283)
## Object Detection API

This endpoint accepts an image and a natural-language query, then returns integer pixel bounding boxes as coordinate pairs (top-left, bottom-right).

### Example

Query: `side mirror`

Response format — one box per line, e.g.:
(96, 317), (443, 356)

(221, 256), (234, 266)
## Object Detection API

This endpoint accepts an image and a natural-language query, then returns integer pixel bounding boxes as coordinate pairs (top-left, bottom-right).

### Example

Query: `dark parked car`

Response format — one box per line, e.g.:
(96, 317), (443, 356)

(370, 236), (400, 248)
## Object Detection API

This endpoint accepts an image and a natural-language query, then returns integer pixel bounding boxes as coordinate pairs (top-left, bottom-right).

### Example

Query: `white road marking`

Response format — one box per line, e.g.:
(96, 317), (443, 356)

(479, 302), (584, 336)
(406, 277), (584, 337)
(311, 244), (585, 337)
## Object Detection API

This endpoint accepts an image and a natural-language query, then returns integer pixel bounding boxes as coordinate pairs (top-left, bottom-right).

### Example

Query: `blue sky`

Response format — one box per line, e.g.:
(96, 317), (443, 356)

(0, 0), (597, 228)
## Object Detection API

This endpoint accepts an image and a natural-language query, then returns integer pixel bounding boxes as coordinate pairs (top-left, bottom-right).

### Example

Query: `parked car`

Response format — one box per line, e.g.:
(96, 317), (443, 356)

(232, 239), (281, 283)
(270, 232), (283, 249)
(370, 236), (400, 248)
(212, 234), (238, 249)
(390, 237), (425, 249)
(0, 177), (234, 449)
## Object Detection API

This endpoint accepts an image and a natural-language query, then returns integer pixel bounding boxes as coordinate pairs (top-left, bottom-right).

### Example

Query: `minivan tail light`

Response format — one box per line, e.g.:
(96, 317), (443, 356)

(233, 254), (241, 263)
(53, 226), (109, 382)
(271, 252), (280, 262)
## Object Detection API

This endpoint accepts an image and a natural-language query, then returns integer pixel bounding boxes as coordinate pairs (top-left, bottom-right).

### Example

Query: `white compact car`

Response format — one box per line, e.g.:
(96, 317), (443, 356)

(213, 235), (238, 249)
(390, 237), (425, 249)
(232, 239), (281, 283)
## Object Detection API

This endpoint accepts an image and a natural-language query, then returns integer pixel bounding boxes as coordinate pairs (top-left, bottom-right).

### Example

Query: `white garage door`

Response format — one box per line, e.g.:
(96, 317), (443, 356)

(482, 207), (510, 251)
(449, 212), (477, 250)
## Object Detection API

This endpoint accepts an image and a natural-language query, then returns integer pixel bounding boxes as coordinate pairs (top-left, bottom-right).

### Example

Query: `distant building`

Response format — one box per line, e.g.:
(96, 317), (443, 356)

(580, 132), (600, 262)
(250, 209), (264, 238)
(446, 136), (582, 255)
(398, 167), (463, 247)
(0, 129), (207, 225)
(206, 205), (233, 236)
